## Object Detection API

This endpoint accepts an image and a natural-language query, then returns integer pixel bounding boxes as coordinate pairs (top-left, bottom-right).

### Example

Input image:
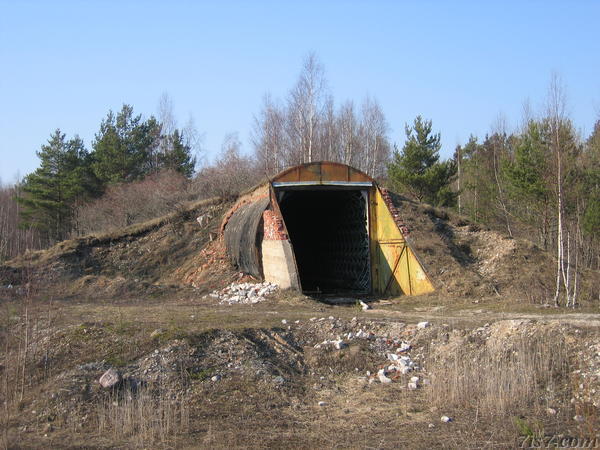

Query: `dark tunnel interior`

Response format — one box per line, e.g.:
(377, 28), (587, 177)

(278, 189), (370, 294)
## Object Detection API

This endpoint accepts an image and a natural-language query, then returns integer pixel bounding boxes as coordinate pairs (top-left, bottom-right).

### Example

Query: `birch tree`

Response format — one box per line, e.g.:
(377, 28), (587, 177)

(337, 100), (359, 166)
(288, 52), (327, 163)
(546, 74), (582, 307)
(252, 94), (286, 175)
(359, 96), (390, 178)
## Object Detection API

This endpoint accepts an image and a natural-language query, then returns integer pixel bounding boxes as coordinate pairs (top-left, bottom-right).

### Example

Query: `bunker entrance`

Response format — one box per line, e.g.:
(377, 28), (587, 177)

(278, 189), (370, 294)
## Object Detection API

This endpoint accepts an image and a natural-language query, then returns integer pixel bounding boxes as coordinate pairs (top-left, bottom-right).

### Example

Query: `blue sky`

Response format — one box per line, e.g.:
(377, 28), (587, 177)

(1, 1), (599, 183)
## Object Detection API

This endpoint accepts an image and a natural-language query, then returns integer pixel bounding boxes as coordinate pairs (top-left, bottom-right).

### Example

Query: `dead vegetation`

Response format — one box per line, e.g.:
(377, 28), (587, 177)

(0, 197), (239, 299)
(388, 192), (599, 304)
(95, 384), (190, 448)
(427, 324), (570, 417)
(2, 295), (599, 448)
(1, 189), (600, 448)
(1, 186), (597, 306)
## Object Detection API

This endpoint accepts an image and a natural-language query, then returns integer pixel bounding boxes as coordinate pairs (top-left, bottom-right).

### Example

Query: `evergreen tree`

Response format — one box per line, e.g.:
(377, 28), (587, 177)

(504, 121), (552, 247)
(18, 129), (93, 242)
(159, 129), (196, 177)
(388, 116), (457, 206)
(92, 104), (161, 184)
(582, 120), (600, 240)
(458, 135), (495, 222)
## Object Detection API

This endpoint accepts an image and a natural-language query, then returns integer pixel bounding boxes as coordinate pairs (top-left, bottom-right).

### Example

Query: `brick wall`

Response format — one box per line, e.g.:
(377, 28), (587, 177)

(263, 209), (288, 240)
(380, 188), (410, 236)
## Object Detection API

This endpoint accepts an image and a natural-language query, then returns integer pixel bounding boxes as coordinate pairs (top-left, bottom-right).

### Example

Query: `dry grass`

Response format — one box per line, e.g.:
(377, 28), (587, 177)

(3, 196), (223, 269)
(96, 384), (189, 448)
(427, 334), (570, 417)
(2, 276), (600, 449)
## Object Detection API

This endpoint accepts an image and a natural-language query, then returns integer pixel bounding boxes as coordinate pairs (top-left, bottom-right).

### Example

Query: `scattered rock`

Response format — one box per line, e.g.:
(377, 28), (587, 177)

(397, 342), (411, 352)
(440, 415), (452, 423)
(333, 339), (347, 350)
(407, 375), (419, 389)
(417, 321), (431, 329)
(359, 300), (371, 311)
(211, 374), (222, 382)
(207, 281), (279, 305)
(99, 369), (121, 388)
(318, 401), (328, 407)
(378, 369), (393, 384)
(546, 407), (557, 416)
(150, 328), (165, 339)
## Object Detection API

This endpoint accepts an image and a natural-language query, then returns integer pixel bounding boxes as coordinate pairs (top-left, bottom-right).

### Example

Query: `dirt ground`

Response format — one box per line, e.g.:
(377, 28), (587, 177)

(1, 292), (600, 449)
(1, 194), (599, 448)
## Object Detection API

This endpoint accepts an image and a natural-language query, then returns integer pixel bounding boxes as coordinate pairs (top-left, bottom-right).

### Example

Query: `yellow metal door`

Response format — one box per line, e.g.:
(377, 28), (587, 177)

(370, 187), (434, 296)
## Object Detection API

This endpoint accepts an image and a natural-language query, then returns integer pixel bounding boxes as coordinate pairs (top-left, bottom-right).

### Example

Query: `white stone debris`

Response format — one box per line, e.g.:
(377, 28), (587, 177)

(359, 300), (371, 310)
(408, 376), (420, 390)
(318, 401), (328, 407)
(99, 368), (121, 388)
(397, 342), (411, 352)
(378, 368), (393, 384)
(207, 281), (278, 305)
(354, 329), (374, 340)
(196, 213), (212, 226)
(417, 321), (431, 329)
(440, 415), (452, 423)
(314, 339), (347, 350)
(333, 339), (347, 350)
(211, 374), (221, 382)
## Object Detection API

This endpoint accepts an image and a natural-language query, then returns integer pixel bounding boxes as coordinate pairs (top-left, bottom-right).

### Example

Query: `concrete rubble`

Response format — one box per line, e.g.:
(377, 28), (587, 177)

(98, 368), (121, 388)
(205, 281), (279, 304)
(359, 300), (371, 310)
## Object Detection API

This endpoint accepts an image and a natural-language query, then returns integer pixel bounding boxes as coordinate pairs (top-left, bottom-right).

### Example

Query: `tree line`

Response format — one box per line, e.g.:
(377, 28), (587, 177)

(1, 55), (598, 307)
(449, 77), (600, 305)
(9, 104), (196, 245)
(252, 53), (391, 179)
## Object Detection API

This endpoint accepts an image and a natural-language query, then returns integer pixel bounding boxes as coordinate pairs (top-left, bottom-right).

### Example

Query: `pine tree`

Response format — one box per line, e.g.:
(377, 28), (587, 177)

(92, 105), (161, 184)
(582, 120), (600, 241)
(18, 129), (93, 242)
(388, 116), (457, 206)
(504, 120), (552, 248)
(159, 129), (196, 177)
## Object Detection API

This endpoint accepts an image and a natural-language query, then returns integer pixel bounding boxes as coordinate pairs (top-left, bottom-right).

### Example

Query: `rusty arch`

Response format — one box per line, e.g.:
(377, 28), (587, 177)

(271, 161), (375, 184)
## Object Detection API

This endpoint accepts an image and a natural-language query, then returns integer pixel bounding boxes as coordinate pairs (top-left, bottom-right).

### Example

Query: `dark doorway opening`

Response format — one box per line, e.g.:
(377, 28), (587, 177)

(278, 189), (370, 294)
